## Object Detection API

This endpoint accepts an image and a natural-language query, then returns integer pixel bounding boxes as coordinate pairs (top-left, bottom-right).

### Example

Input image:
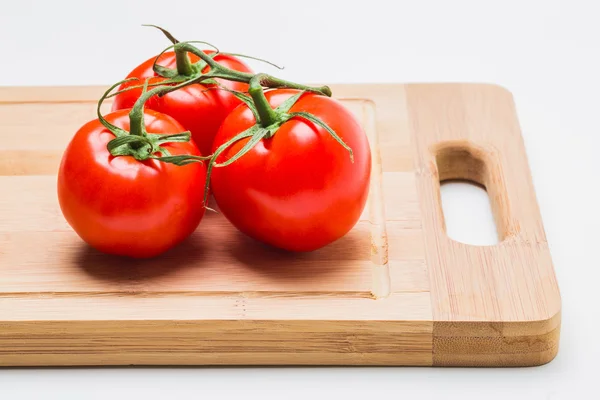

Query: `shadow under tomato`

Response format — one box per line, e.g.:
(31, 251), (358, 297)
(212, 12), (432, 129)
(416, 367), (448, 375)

(75, 233), (207, 283)
(228, 230), (363, 282)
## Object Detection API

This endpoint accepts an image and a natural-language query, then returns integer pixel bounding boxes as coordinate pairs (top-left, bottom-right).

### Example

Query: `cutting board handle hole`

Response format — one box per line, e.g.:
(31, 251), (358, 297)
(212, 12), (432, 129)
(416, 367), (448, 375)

(439, 180), (499, 246)
(436, 145), (502, 246)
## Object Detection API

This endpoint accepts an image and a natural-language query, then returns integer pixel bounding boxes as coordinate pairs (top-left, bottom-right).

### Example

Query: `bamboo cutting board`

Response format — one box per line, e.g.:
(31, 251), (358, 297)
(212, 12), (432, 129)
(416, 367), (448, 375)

(0, 83), (561, 367)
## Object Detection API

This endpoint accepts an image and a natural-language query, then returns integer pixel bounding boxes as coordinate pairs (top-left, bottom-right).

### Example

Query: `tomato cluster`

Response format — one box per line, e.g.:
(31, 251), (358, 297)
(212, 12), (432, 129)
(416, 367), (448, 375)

(58, 27), (371, 258)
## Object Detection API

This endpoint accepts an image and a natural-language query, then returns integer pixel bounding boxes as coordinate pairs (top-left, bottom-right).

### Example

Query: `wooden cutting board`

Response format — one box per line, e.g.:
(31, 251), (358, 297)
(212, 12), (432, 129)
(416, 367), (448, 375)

(0, 83), (561, 367)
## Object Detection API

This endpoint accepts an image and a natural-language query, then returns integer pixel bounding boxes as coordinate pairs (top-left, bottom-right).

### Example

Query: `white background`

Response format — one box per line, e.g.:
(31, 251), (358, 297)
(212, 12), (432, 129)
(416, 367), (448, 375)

(1, 0), (598, 398)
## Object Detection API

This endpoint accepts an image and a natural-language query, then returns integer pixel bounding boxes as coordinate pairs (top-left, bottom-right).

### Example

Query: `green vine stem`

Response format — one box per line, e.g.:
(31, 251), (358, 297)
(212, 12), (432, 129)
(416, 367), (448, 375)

(150, 40), (220, 79)
(127, 79), (154, 137)
(141, 26), (331, 97)
(175, 47), (194, 76)
(143, 24), (217, 78)
(140, 25), (216, 79)
(174, 41), (332, 96)
(248, 75), (279, 127)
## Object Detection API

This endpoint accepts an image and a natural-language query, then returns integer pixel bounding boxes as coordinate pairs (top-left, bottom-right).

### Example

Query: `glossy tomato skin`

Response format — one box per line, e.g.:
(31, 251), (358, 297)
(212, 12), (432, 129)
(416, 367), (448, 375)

(210, 89), (371, 252)
(111, 51), (252, 157)
(58, 109), (207, 258)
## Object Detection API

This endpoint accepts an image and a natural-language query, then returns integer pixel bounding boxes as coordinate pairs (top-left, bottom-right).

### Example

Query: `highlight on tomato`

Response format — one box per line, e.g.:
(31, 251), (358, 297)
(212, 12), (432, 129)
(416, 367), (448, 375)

(58, 81), (209, 259)
(207, 75), (372, 252)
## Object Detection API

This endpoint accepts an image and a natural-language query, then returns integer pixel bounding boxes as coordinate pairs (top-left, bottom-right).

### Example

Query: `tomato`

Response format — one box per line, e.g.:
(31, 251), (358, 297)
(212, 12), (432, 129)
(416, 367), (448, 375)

(57, 109), (207, 258)
(111, 50), (252, 156)
(210, 89), (372, 252)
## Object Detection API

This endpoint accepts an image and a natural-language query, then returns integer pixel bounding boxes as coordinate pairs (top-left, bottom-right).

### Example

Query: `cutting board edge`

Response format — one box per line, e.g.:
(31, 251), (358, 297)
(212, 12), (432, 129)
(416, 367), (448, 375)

(0, 318), (434, 367)
(432, 310), (561, 367)
(0, 312), (561, 367)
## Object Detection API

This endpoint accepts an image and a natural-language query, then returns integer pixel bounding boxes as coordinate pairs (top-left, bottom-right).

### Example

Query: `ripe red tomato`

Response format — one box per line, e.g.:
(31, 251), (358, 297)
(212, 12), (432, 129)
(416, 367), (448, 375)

(57, 109), (207, 258)
(210, 89), (371, 252)
(111, 50), (252, 156)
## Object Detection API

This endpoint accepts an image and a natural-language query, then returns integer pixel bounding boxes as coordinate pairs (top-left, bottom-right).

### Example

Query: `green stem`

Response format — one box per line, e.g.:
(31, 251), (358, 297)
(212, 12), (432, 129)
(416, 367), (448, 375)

(248, 75), (278, 127)
(173, 42), (332, 96)
(175, 47), (194, 76)
(175, 42), (252, 82)
(128, 79), (174, 137)
(128, 79), (151, 137)
(257, 74), (332, 97)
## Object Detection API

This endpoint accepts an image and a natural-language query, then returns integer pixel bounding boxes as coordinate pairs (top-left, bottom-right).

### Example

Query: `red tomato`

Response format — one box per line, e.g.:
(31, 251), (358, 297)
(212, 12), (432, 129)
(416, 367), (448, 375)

(210, 89), (372, 252)
(111, 50), (252, 156)
(57, 109), (207, 258)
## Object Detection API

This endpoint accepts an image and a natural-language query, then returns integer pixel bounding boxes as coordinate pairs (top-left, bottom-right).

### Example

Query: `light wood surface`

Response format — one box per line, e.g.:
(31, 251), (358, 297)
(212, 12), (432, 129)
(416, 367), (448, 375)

(0, 83), (560, 367)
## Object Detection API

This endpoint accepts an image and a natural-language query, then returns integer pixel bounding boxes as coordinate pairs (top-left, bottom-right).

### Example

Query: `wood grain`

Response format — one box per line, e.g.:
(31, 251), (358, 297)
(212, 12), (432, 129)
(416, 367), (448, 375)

(0, 83), (560, 366)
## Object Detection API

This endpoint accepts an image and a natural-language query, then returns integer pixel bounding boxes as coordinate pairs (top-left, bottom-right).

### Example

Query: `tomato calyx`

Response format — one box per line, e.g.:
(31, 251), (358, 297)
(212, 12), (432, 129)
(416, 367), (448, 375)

(201, 75), (354, 205)
(98, 79), (210, 166)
